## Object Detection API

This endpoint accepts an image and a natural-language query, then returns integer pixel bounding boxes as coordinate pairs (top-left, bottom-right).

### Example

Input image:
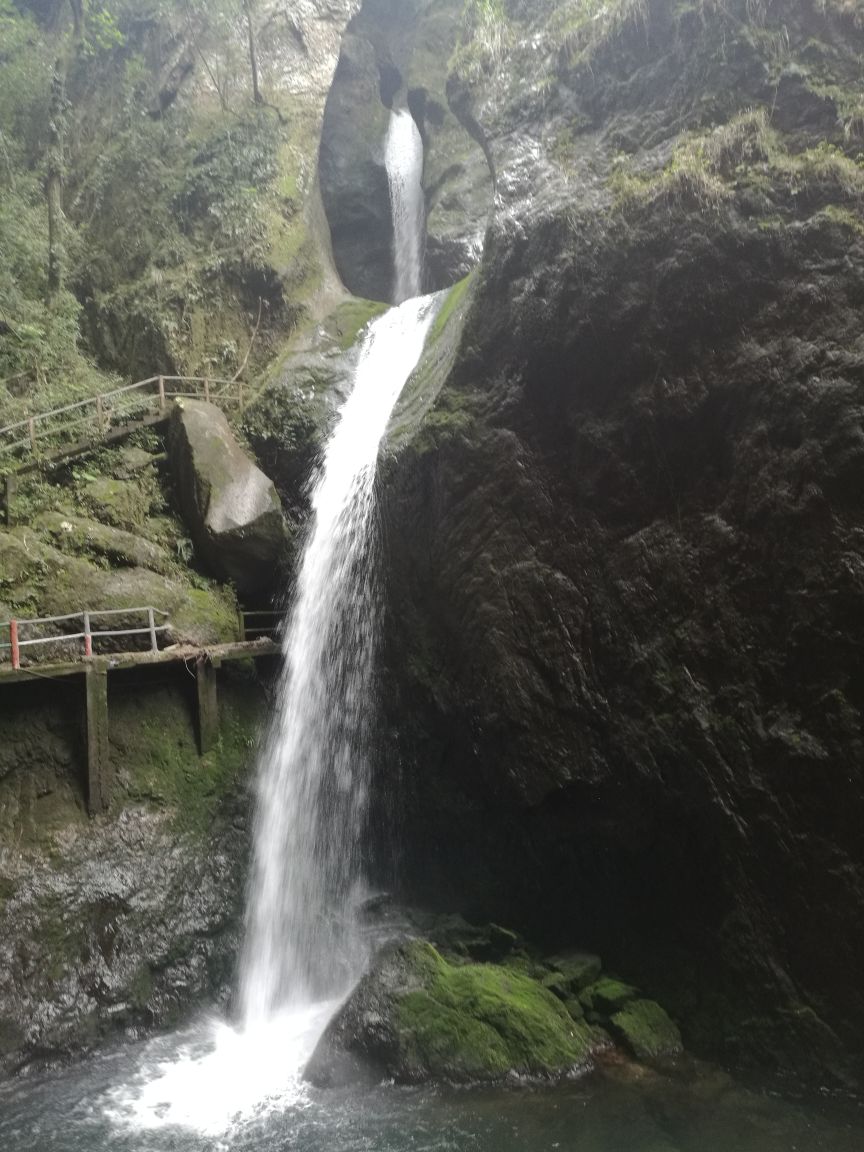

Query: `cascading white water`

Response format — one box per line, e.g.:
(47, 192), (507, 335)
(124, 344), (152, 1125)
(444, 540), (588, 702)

(108, 98), (435, 1141)
(385, 107), (425, 303)
(239, 294), (437, 1025)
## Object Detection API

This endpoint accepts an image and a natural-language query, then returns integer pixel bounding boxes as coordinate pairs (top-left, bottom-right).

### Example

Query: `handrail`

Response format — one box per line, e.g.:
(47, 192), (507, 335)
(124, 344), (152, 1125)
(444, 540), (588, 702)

(0, 374), (248, 463)
(237, 609), (287, 643)
(0, 607), (172, 668)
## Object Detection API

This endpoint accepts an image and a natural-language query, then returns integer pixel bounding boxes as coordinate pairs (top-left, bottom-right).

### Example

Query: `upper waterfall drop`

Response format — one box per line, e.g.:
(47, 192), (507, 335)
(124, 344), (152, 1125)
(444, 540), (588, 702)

(385, 108), (425, 303)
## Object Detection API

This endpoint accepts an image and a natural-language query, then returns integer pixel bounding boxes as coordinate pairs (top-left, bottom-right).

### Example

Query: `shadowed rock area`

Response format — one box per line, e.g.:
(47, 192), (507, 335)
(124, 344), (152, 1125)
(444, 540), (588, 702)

(377, 0), (864, 1090)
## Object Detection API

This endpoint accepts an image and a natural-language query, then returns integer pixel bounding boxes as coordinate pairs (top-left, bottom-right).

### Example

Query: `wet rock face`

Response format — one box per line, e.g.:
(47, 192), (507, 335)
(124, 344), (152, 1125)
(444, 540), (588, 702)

(169, 400), (288, 597)
(0, 808), (246, 1077)
(319, 32), (395, 301)
(377, 0), (864, 1090)
(0, 669), (263, 1075)
(318, 0), (492, 299)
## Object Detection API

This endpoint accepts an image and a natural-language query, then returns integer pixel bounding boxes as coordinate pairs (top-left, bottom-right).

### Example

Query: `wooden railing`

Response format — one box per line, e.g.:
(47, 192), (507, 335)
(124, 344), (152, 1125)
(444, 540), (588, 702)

(0, 375), (248, 462)
(0, 607), (171, 669)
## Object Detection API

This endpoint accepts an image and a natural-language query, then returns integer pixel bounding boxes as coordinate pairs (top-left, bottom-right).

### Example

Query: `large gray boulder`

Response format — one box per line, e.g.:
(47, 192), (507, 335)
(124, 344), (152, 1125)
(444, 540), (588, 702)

(169, 399), (287, 596)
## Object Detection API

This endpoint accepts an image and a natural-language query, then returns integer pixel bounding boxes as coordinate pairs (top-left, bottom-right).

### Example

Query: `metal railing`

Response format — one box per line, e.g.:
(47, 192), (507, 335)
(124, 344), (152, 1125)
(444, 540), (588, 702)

(238, 610), (287, 643)
(0, 607), (171, 669)
(0, 375), (248, 462)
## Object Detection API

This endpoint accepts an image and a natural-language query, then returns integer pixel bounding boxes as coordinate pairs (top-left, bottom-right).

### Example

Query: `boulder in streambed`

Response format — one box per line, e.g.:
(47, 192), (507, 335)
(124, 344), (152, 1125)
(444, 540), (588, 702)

(304, 940), (612, 1087)
(168, 400), (288, 596)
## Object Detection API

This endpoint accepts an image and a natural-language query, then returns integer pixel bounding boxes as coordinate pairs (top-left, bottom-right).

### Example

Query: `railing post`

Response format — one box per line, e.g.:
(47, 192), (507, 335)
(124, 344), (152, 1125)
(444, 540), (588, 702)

(28, 418), (36, 453)
(147, 607), (158, 652)
(83, 611), (92, 658)
(10, 620), (19, 670)
(158, 376), (166, 411)
(204, 377), (211, 403)
(95, 394), (105, 434)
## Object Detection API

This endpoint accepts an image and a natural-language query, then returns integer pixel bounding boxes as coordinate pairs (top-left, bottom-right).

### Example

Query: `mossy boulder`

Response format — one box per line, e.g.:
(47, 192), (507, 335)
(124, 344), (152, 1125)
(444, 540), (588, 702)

(169, 400), (288, 596)
(34, 512), (172, 575)
(542, 951), (603, 999)
(609, 999), (683, 1062)
(305, 939), (610, 1087)
(580, 977), (639, 1017)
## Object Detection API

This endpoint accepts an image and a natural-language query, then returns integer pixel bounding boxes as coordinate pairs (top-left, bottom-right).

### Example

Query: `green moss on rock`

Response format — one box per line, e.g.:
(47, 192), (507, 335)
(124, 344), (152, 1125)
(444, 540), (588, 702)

(580, 976), (639, 1015)
(543, 951), (603, 998)
(609, 999), (683, 1061)
(307, 938), (610, 1087)
(398, 946), (599, 1080)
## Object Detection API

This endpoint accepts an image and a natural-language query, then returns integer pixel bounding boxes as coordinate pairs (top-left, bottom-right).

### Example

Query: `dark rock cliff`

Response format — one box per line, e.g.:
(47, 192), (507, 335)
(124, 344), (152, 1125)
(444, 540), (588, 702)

(378, 0), (864, 1088)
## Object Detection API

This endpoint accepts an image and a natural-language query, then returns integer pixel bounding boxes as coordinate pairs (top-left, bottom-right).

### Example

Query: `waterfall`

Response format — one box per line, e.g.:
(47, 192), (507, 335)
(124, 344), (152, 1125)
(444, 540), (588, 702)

(109, 99), (437, 1141)
(385, 108), (425, 303)
(238, 295), (437, 1026)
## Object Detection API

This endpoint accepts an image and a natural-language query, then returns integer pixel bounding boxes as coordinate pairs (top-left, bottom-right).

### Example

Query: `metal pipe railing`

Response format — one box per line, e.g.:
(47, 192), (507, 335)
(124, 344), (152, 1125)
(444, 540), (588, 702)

(0, 608), (171, 669)
(0, 375), (247, 460)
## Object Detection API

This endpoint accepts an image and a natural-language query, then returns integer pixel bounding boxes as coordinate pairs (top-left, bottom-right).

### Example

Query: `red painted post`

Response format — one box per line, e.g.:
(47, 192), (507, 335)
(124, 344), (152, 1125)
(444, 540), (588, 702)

(10, 620), (19, 670)
(83, 611), (92, 658)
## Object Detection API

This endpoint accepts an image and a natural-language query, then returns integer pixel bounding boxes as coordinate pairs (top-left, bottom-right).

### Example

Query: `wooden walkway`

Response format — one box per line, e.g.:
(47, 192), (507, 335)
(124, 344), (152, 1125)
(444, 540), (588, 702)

(0, 608), (284, 815)
(0, 374), (248, 470)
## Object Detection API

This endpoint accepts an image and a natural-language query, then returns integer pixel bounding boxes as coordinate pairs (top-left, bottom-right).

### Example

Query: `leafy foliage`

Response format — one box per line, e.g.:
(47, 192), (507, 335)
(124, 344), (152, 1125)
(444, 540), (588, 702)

(0, 0), (301, 427)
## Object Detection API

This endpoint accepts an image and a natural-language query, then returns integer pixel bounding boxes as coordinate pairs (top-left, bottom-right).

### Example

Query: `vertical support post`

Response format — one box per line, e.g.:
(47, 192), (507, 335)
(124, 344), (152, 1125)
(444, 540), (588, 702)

(28, 418), (36, 453)
(83, 611), (92, 658)
(204, 377), (211, 403)
(10, 620), (19, 670)
(158, 375), (166, 411)
(85, 660), (111, 815)
(196, 655), (220, 755)
(147, 607), (158, 652)
(95, 394), (105, 434)
(4, 473), (17, 528)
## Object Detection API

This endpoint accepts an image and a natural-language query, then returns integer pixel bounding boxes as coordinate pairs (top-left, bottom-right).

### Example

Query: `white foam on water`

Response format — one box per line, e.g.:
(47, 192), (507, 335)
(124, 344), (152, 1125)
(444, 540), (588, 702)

(105, 1001), (337, 1140)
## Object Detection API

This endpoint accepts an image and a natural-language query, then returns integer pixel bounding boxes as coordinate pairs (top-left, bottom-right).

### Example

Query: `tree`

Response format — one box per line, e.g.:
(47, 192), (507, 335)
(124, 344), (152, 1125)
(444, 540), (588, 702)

(243, 0), (263, 106)
(46, 0), (85, 305)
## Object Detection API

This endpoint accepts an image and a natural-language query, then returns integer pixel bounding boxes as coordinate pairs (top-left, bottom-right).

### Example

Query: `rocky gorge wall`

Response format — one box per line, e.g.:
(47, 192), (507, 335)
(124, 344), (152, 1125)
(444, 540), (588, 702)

(3, 0), (864, 1094)
(376, 0), (864, 1089)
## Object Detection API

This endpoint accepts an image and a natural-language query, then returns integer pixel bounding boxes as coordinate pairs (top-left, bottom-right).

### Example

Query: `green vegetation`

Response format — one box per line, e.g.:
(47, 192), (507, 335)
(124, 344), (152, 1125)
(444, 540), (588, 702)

(115, 670), (262, 836)
(449, 0), (510, 89)
(0, 1), (323, 429)
(387, 274), (477, 454)
(579, 976), (639, 1015)
(609, 999), (683, 1060)
(549, 0), (648, 65)
(396, 941), (601, 1079)
(429, 273), (474, 346)
(610, 109), (864, 218)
